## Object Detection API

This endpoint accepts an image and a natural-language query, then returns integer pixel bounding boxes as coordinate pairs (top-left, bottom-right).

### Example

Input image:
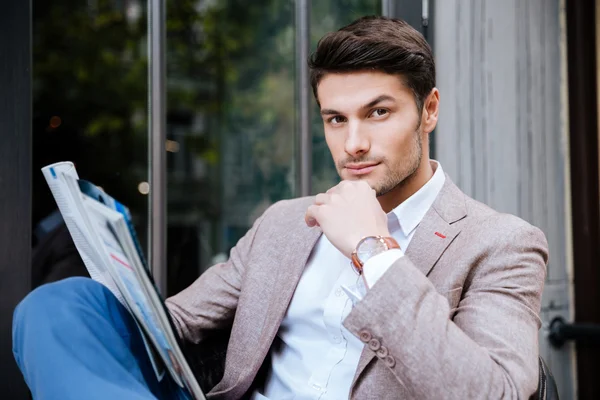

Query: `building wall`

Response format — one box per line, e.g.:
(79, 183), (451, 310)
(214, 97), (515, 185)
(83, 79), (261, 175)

(433, 1), (576, 398)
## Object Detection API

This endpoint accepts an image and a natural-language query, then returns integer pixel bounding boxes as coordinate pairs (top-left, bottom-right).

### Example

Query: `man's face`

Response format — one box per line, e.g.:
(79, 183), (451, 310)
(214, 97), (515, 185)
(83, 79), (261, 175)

(317, 71), (425, 196)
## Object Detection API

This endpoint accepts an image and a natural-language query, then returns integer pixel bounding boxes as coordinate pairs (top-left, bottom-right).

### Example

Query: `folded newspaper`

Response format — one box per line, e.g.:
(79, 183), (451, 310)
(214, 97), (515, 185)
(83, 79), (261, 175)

(42, 161), (205, 399)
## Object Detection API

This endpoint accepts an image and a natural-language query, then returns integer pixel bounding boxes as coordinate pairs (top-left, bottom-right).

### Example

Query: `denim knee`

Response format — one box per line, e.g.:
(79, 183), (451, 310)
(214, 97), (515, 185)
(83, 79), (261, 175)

(13, 278), (106, 341)
(12, 278), (104, 366)
(14, 277), (103, 322)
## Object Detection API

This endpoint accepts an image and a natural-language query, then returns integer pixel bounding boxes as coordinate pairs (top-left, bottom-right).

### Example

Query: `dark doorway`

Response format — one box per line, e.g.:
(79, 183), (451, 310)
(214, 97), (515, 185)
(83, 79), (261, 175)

(566, 0), (600, 398)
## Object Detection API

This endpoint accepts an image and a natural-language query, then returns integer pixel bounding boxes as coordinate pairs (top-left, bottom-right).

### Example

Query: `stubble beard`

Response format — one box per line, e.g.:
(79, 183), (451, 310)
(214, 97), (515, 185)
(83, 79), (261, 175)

(373, 130), (422, 197)
(335, 126), (423, 196)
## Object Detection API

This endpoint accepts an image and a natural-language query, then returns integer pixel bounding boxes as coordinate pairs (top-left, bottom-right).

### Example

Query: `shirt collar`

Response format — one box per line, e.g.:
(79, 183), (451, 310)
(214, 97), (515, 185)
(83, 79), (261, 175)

(388, 160), (446, 237)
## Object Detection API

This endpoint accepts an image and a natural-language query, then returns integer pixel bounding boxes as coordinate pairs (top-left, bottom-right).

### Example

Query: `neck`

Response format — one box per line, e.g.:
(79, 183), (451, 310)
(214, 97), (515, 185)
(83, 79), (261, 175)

(377, 158), (435, 213)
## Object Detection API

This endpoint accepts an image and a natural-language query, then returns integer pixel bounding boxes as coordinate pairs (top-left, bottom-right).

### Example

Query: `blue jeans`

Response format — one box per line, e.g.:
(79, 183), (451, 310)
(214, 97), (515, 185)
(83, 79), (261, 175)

(12, 277), (192, 399)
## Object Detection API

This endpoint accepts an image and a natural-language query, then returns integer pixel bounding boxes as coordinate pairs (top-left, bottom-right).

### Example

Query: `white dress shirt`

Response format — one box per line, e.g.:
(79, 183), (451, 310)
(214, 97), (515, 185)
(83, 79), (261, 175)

(251, 162), (446, 400)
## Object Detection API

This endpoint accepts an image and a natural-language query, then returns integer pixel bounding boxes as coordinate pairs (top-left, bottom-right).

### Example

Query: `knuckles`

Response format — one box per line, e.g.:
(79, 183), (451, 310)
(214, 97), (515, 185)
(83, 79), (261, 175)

(329, 193), (342, 204)
(319, 179), (376, 206)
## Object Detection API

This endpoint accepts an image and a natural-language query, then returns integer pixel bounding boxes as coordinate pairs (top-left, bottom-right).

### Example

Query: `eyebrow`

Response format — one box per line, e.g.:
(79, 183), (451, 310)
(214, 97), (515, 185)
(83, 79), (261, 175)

(320, 94), (396, 116)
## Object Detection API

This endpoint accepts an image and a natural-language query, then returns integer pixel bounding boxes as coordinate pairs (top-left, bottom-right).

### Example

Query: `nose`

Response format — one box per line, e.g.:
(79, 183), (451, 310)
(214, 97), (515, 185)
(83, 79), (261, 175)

(344, 121), (370, 158)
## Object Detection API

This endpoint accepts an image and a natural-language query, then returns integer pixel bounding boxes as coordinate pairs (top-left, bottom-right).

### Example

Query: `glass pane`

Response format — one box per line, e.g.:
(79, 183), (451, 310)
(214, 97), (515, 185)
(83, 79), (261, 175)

(32, 0), (149, 288)
(310, 1), (382, 194)
(165, 0), (296, 294)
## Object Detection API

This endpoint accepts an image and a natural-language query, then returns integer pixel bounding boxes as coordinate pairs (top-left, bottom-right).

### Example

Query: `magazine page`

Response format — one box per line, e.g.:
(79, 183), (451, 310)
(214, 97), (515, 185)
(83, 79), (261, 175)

(41, 162), (124, 305)
(43, 163), (166, 381)
(81, 197), (183, 384)
(75, 182), (166, 381)
(78, 179), (149, 273)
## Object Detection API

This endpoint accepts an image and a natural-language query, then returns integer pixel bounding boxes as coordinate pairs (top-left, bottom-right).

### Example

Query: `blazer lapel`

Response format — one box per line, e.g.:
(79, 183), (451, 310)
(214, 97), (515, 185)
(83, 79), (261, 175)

(403, 208), (461, 276)
(223, 211), (324, 399)
(255, 224), (322, 353)
(405, 175), (467, 275)
(352, 176), (467, 390)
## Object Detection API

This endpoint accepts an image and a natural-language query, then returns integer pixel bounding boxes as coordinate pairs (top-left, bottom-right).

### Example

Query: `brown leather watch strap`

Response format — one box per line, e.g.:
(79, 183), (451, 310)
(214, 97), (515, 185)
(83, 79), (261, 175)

(381, 236), (400, 251)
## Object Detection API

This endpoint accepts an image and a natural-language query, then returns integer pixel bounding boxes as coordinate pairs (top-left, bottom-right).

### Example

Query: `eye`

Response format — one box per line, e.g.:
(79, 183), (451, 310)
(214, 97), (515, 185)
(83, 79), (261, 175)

(328, 115), (347, 125)
(370, 108), (389, 118)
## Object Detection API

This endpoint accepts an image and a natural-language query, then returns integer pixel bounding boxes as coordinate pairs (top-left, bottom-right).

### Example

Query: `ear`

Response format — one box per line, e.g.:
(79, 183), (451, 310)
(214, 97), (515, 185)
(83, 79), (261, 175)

(421, 88), (439, 134)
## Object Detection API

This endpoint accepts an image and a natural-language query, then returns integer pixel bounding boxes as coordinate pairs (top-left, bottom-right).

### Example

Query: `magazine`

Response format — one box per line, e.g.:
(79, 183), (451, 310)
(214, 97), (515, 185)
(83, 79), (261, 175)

(41, 161), (205, 400)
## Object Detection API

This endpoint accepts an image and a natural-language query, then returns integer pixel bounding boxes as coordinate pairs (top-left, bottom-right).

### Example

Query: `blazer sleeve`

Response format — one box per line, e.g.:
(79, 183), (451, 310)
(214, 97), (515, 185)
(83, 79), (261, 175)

(342, 222), (548, 399)
(165, 212), (267, 345)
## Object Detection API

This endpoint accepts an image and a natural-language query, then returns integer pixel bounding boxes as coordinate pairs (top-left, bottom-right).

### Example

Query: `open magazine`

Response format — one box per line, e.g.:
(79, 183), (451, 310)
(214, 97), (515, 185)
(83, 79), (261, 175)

(42, 161), (206, 400)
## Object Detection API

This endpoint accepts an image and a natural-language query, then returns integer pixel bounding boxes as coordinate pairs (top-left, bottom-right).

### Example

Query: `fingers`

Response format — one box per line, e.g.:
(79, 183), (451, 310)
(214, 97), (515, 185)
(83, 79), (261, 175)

(308, 193), (331, 227)
(328, 180), (371, 194)
(315, 193), (330, 205)
(308, 180), (374, 228)
(327, 180), (349, 193)
(337, 180), (375, 197)
(305, 204), (320, 227)
(316, 192), (341, 206)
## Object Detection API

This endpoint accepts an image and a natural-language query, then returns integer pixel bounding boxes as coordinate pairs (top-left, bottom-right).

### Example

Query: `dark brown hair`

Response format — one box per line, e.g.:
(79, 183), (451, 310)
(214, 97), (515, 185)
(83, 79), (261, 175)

(309, 16), (436, 113)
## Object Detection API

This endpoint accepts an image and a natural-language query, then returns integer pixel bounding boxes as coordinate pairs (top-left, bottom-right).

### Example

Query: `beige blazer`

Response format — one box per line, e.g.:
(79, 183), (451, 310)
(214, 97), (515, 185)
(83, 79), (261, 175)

(166, 175), (548, 399)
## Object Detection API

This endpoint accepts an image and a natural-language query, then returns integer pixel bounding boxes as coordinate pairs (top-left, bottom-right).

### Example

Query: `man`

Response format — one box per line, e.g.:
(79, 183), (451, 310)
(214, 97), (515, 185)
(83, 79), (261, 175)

(13, 16), (547, 399)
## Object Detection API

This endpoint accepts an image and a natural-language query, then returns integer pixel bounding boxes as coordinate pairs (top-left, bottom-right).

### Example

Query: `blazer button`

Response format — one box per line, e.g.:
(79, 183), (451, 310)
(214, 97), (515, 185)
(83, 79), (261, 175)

(368, 338), (381, 351)
(376, 346), (389, 358)
(384, 355), (396, 368)
(359, 330), (372, 343)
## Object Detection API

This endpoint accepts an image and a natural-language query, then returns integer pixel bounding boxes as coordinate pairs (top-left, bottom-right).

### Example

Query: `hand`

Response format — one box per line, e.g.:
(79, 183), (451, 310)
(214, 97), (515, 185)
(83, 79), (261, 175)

(305, 180), (390, 258)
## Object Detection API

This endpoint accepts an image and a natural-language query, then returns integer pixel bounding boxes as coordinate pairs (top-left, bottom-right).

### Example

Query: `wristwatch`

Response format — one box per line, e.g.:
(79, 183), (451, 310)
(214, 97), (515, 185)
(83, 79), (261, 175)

(351, 236), (400, 274)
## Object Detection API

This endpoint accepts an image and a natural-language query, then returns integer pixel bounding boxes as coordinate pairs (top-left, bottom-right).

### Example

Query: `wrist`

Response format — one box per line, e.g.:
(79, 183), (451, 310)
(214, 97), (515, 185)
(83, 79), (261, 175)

(346, 230), (391, 258)
(350, 235), (399, 274)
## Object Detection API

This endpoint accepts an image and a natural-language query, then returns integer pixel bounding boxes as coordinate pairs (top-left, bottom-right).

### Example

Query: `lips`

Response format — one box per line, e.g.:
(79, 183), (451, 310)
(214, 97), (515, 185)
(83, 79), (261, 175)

(344, 163), (379, 176)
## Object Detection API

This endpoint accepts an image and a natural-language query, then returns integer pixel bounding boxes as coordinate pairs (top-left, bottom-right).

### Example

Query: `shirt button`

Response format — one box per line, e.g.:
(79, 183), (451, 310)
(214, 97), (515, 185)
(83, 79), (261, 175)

(311, 383), (322, 391)
(335, 288), (343, 297)
(332, 335), (341, 344)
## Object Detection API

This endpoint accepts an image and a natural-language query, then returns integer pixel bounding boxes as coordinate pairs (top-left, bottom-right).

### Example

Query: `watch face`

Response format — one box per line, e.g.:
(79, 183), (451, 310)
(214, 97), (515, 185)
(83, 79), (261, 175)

(357, 237), (388, 264)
